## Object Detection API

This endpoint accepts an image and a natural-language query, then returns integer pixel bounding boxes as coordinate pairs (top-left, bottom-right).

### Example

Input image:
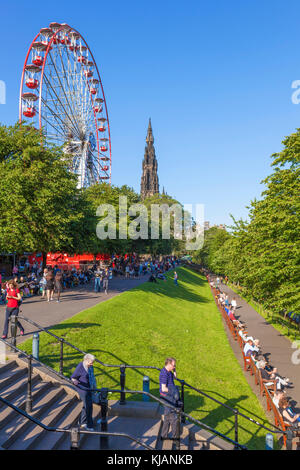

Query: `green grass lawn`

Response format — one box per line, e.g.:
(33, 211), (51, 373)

(19, 267), (274, 449)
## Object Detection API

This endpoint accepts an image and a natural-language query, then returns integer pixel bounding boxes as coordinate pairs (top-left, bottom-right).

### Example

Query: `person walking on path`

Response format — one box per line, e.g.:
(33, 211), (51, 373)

(54, 271), (63, 303)
(71, 354), (96, 431)
(174, 271), (178, 286)
(94, 268), (102, 293)
(102, 268), (109, 295)
(45, 269), (55, 302)
(159, 357), (181, 440)
(40, 269), (48, 299)
(2, 280), (24, 339)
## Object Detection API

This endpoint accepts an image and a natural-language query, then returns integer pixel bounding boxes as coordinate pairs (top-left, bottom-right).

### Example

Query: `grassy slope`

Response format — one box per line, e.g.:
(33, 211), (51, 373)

(20, 267), (272, 449)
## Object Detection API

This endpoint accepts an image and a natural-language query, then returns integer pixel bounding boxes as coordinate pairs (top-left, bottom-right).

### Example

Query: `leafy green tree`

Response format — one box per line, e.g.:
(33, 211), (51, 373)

(194, 128), (300, 314)
(0, 123), (89, 264)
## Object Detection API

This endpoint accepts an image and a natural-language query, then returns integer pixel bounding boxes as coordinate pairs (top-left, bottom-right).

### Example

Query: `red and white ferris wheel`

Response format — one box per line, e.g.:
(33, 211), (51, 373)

(19, 22), (111, 188)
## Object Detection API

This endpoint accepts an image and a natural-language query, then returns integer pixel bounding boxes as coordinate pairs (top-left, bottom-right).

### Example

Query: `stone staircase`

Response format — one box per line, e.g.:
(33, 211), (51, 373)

(0, 357), (234, 450)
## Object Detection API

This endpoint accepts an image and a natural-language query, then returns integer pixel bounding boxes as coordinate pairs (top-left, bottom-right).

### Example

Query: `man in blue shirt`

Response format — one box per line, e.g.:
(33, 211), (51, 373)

(71, 354), (96, 431)
(159, 357), (181, 440)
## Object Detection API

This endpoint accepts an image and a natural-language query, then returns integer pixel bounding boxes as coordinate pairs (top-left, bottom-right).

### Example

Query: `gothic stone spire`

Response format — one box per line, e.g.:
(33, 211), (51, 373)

(140, 118), (159, 200)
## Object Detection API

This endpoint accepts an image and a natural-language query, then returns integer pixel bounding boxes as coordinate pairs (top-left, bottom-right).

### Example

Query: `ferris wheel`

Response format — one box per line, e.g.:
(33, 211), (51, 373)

(19, 22), (111, 188)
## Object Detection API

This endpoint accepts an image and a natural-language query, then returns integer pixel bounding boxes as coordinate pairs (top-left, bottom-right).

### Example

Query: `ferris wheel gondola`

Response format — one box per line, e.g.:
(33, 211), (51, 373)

(19, 22), (111, 188)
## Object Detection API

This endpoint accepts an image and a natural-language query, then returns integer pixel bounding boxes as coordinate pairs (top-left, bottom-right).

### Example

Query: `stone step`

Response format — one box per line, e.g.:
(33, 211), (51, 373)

(77, 406), (102, 450)
(0, 360), (18, 376)
(11, 395), (79, 450)
(184, 422), (234, 450)
(0, 377), (47, 430)
(96, 415), (161, 450)
(0, 374), (41, 405)
(33, 400), (83, 450)
(0, 385), (66, 449)
(0, 366), (28, 391)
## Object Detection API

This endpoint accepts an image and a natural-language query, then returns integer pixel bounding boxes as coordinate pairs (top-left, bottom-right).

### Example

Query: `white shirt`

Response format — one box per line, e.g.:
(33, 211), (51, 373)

(239, 330), (247, 341)
(244, 344), (254, 356)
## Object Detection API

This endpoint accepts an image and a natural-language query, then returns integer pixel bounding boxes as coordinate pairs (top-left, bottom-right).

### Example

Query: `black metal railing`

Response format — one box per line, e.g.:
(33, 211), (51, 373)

(0, 395), (154, 450)
(1, 335), (248, 450)
(1, 314), (288, 449)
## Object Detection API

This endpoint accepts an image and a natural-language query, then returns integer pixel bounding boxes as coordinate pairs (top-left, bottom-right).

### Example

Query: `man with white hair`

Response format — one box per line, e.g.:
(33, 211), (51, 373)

(71, 354), (96, 431)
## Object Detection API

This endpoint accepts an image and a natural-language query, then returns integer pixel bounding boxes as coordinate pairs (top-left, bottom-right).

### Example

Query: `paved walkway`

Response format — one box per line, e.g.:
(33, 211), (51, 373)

(216, 280), (300, 412)
(0, 276), (148, 346)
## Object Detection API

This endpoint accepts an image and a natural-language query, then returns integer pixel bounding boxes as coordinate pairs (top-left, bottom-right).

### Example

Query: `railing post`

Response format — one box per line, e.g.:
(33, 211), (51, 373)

(26, 355), (33, 413)
(265, 433), (273, 450)
(32, 333), (39, 360)
(10, 315), (17, 351)
(70, 427), (80, 450)
(174, 408), (181, 450)
(180, 380), (185, 423)
(59, 338), (64, 375)
(99, 388), (108, 449)
(233, 409), (239, 449)
(119, 366), (126, 405)
(286, 429), (293, 450)
(142, 376), (150, 402)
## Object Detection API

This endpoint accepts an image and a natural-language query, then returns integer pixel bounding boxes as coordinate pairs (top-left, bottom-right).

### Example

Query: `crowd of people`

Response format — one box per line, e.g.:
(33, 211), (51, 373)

(207, 273), (300, 435)
(0, 266), (95, 305)
(0, 255), (181, 304)
(110, 255), (180, 280)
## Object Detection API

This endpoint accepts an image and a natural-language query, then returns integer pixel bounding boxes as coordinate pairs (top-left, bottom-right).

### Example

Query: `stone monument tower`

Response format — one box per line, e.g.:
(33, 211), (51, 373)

(140, 118), (159, 199)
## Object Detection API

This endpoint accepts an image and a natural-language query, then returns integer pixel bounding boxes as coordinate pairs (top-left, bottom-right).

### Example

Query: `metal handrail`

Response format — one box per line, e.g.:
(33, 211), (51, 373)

(0, 337), (247, 449)
(0, 396), (154, 450)
(14, 315), (285, 436)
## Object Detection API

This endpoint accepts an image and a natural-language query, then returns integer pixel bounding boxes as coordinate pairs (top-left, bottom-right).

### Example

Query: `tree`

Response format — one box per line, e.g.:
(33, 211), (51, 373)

(83, 182), (141, 255)
(0, 123), (89, 263)
(194, 128), (300, 313)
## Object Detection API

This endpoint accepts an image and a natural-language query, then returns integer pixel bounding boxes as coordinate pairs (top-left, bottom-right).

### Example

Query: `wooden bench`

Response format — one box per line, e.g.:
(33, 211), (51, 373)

(270, 399), (294, 448)
(258, 368), (276, 397)
(249, 357), (260, 386)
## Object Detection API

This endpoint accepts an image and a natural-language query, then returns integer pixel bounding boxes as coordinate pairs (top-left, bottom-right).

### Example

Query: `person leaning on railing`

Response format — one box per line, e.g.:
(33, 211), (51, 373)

(159, 357), (182, 440)
(71, 354), (96, 431)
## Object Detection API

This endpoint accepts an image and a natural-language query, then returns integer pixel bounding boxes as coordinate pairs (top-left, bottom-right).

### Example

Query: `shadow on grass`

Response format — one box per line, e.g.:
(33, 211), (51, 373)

(45, 322), (101, 333)
(136, 268), (211, 305)
(184, 392), (267, 450)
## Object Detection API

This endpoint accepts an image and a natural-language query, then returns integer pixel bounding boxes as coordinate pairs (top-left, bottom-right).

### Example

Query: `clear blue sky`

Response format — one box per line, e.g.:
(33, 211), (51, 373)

(1, 0), (300, 226)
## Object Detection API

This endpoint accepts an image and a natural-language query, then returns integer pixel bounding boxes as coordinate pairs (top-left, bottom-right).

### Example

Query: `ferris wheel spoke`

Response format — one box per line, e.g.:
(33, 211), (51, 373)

(40, 111), (69, 141)
(42, 71), (81, 139)
(47, 50), (83, 137)
(56, 45), (82, 124)
(41, 96), (78, 139)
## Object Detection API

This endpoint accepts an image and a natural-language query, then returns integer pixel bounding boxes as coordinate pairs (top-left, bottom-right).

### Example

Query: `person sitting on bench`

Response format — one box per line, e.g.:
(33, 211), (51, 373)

(278, 397), (300, 429)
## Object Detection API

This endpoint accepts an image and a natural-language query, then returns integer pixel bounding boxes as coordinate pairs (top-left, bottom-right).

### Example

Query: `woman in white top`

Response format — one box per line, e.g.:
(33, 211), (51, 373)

(231, 298), (237, 311)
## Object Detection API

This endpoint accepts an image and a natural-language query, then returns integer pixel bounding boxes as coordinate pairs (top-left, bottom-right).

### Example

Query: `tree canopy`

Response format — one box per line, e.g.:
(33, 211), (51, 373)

(193, 129), (300, 313)
(0, 123), (186, 258)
